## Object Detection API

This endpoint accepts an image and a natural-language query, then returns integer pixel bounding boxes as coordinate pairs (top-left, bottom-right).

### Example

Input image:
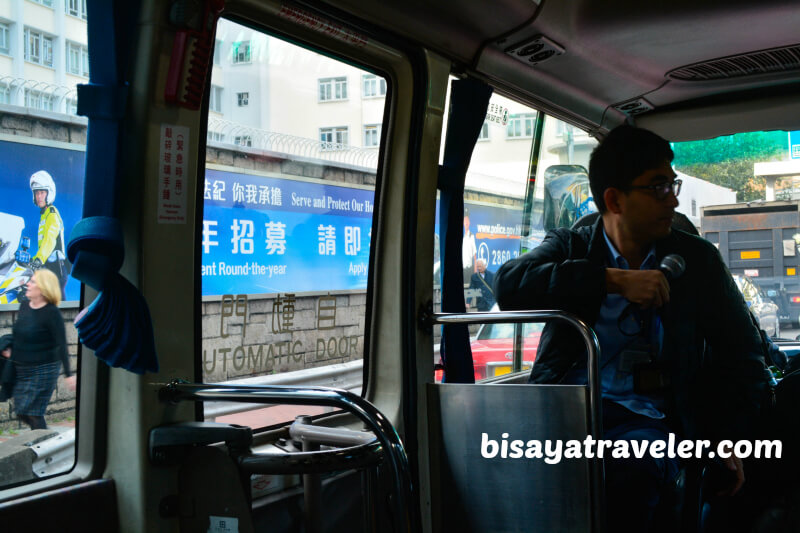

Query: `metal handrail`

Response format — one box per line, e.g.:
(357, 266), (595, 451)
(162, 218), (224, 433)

(431, 310), (605, 533)
(159, 381), (415, 532)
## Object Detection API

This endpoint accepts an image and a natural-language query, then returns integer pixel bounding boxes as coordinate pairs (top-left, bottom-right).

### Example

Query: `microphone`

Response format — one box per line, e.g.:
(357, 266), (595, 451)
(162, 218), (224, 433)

(659, 254), (685, 281)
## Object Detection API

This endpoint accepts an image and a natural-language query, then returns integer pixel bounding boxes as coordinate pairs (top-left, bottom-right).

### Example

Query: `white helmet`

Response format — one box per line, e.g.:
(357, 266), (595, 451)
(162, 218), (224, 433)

(0, 212), (25, 266)
(30, 170), (56, 206)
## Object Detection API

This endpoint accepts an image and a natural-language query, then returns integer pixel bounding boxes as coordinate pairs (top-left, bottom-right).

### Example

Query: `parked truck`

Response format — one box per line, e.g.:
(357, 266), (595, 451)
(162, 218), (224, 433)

(702, 200), (800, 327)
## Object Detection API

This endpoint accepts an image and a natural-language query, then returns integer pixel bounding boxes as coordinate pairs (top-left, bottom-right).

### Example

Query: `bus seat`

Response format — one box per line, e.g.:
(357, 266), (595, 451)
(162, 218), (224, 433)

(0, 479), (118, 532)
(427, 383), (601, 532)
(178, 446), (255, 533)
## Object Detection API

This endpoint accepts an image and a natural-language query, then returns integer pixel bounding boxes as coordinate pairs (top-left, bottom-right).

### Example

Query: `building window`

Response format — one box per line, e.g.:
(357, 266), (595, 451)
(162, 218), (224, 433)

(0, 23), (9, 55)
(478, 121), (490, 141)
(234, 135), (252, 147)
(213, 39), (223, 65)
(210, 85), (223, 112)
(0, 84), (10, 105)
(66, 42), (90, 77)
(362, 74), (386, 98)
(24, 28), (54, 68)
(320, 126), (348, 150)
(363, 124), (380, 147)
(691, 199), (697, 217)
(237, 92), (249, 107)
(207, 131), (226, 143)
(319, 77), (347, 102)
(31, 0), (54, 7)
(66, 97), (78, 115)
(24, 88), (54, 111)
(232, 41), (251, 64)
(66, 0), (88, 19)
(506, 113), (536, 138)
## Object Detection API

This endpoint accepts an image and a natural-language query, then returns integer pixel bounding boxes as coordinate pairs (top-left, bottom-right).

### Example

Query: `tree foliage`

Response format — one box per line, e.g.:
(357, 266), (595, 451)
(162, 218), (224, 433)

(671, 131), (788, 202)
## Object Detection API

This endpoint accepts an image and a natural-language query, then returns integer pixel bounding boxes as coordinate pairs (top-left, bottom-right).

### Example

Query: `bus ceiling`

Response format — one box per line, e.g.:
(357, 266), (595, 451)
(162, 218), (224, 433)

(313, 0), (800, 138)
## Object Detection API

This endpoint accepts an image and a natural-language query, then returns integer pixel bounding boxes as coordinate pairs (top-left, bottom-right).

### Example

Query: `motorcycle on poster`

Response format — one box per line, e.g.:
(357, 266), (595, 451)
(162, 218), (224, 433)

(0, 139), (85, 306)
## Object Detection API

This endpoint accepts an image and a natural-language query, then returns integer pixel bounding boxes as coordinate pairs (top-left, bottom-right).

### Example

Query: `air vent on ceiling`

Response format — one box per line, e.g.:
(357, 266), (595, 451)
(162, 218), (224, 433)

(668, 44), (800, 81)
(504, 35), (565, 67)
(612, 98), (654, 116)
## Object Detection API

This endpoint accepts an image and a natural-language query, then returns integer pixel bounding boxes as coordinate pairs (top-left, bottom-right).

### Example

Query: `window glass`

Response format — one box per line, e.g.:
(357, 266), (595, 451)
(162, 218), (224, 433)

(24, 28), (54, 68)
(0, 23), (9, 54)
(209, 85), (223, 113)
(363, 124), (380, 147)
(66, 0), (88, 20)
(518, 126), (795, 338)
(434, 79), (543, 381)
(0, 1), (87, 489)
(232, 41), (251, 64)
(203, 19), (386, 429)
(319, 77), (348, 102)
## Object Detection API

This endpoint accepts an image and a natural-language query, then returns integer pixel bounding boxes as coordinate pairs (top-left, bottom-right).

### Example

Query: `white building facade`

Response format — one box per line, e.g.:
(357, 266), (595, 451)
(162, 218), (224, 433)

(0, 0), (88, 113)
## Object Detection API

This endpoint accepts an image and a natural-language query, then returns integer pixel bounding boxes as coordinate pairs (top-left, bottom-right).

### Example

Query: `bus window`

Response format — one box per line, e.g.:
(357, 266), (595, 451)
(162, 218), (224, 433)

(522, 127), (795, 334)
(433, 81), (543, 381)
(433, 101), (605, 382)
(200, 19), (385, 428)
(0, 0), (87, 489)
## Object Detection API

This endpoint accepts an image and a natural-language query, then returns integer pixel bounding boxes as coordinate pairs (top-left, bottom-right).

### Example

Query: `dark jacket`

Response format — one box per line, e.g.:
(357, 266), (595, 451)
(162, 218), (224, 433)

(469, 270), (496, 311)
(494, 218), (769, 441)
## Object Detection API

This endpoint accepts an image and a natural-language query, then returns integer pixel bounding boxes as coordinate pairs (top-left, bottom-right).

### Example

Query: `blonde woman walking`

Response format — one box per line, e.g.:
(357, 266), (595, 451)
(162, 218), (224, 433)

(8, 269), (74, 429)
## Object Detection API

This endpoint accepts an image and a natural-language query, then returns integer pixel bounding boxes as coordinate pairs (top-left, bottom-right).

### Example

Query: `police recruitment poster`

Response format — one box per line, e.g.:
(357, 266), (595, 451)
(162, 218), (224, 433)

(434, 200), (524, 271)
(201, 168), (374, 295)
(0, 137), (84, 305)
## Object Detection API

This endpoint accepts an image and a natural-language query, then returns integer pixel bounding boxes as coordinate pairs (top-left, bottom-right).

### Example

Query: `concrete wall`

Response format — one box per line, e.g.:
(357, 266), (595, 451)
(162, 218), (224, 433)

(201, 292), (366, 383)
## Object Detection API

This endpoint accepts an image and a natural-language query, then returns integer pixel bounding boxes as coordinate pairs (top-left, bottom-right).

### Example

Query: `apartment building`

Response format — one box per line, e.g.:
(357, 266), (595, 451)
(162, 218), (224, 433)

(0, 0), (88, 114)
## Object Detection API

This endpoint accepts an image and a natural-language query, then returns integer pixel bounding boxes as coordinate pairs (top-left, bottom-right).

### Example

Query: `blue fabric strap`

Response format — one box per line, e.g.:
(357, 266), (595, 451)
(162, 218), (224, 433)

(438, 79), (493, 383)
(67, 0), (158, 374)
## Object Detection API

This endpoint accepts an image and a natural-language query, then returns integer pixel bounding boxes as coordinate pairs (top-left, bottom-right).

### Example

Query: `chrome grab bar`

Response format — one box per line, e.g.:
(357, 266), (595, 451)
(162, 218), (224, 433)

(159, 381), (415, 532)
(431, 310), (604, 533)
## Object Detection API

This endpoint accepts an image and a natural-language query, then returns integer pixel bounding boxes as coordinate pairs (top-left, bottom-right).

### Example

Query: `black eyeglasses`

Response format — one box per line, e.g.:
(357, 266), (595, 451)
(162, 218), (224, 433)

(625, 178), (682, 200)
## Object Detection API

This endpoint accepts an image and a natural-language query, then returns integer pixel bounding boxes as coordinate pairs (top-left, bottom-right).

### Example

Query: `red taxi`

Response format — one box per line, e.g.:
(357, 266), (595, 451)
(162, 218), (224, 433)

(435, 321), (542, 382)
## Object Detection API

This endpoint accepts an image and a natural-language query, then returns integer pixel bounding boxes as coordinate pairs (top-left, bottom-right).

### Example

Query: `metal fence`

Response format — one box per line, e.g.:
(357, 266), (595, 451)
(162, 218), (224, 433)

(0, 77), (78, 114)
(208, 117), (380, 170)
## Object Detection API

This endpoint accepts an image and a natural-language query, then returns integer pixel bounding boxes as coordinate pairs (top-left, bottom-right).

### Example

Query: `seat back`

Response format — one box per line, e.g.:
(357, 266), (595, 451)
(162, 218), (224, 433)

(428, 383), (599, 532)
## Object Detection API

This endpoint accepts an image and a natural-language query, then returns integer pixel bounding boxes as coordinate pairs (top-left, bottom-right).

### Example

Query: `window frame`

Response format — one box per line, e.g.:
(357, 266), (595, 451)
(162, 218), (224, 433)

(236, 91), (249, 107)
(477, 121), (490, 141)
(362, 73), (386, 98)
(24, 27), (55, 68)
(66, 41), (89, 77)
(210, 85), (223, 112)
(319, 126), (349, 150)
(318, 76), (348, 102)
(363, 124), (381, 147)
(24, 88), (55, 111)
(233, 135), (252, 147)
(194, 13), (408, 438)
(0, 22), (9, 55)
(231, 40), (251, 64)
(506, 113), (537, 139)
(65, 0), (88, 20)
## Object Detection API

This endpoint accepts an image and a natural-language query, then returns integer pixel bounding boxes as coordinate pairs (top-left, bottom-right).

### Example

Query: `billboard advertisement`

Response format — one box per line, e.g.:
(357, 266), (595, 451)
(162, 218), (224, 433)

(0, 138), (84, 305)
(434, 200), (524, 284)
(202, 168), (374, 295)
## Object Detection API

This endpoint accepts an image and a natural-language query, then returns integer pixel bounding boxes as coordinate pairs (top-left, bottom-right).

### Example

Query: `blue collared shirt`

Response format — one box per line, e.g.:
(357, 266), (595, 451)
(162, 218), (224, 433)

(563, 230), (665, 419)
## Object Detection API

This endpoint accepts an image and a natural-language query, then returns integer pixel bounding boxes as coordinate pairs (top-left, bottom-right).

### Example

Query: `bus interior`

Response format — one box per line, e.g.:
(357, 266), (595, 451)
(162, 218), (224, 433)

(1, 0), (800, 531)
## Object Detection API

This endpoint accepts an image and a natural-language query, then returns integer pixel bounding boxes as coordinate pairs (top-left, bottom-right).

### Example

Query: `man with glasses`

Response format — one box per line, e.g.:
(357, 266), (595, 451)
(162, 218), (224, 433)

(495, 125), (769, 532)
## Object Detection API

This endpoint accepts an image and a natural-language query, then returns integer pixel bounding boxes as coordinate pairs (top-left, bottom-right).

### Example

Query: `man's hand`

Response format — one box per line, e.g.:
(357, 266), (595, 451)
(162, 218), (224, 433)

(716, 455), (745, 497)
(606, 268), (670, 309)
